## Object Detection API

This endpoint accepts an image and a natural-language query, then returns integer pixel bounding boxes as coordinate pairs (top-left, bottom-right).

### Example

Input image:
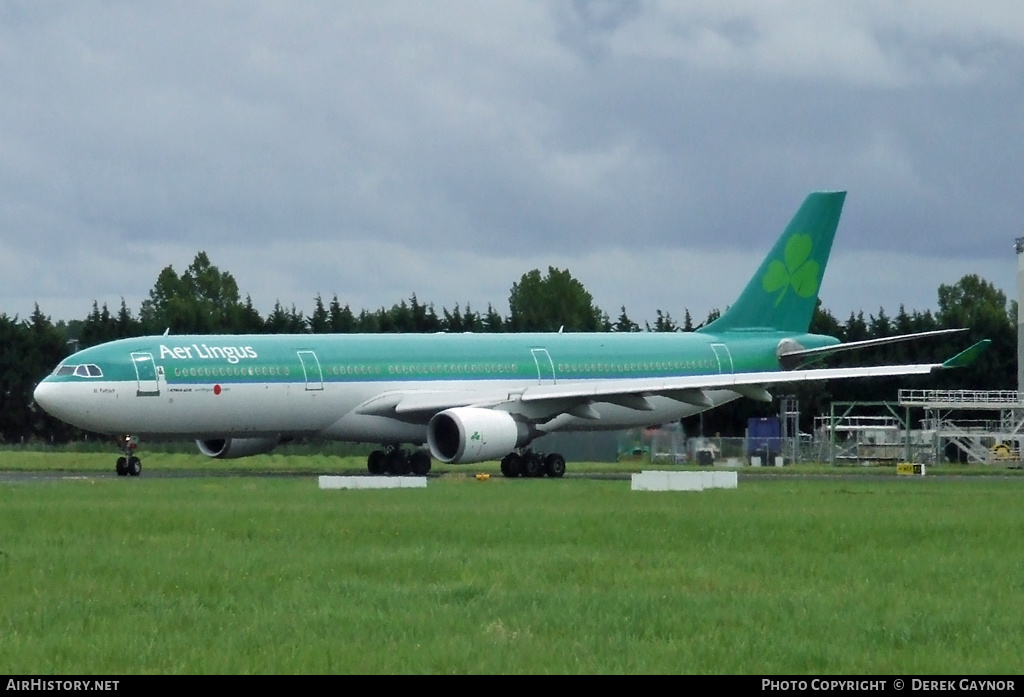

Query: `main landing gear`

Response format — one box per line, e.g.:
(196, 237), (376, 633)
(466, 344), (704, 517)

(500, 450), (566, 478)
(367, 446), (432, 476)
(114, 435), (142, 477)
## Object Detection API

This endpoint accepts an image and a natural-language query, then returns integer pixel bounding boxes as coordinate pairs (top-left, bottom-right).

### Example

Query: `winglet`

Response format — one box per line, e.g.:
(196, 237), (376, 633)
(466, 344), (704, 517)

(941, 340), (991, 369)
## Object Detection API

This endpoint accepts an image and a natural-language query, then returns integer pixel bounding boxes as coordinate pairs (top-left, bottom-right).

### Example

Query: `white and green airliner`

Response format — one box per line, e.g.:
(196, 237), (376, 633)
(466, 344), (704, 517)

(34, 191), (987, 477)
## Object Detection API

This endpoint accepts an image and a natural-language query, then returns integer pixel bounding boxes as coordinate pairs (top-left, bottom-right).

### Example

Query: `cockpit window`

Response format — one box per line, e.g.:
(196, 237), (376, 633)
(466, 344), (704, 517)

(57, 364), (103, 378)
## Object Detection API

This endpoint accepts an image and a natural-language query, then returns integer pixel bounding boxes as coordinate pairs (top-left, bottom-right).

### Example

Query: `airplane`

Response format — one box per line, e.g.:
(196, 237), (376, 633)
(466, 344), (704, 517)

(33, 191), (988, 477)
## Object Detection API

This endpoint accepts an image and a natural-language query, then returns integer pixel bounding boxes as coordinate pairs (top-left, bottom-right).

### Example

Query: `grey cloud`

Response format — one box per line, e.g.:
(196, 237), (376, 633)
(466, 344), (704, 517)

(1, 2), (1021, 326)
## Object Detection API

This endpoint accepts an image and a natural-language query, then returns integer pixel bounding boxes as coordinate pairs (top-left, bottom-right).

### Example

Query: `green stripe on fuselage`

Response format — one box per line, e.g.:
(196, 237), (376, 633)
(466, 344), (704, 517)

(47, 331), (840, 386)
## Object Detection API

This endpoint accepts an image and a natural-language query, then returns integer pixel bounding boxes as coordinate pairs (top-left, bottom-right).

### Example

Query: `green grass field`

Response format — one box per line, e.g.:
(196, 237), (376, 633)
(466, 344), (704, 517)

(1, 454), (1023, 674)
(7, 444), (1024, 478)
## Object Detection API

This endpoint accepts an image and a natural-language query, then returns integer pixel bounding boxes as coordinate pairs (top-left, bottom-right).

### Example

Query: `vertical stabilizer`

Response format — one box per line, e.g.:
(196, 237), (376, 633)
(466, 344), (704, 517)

(698, 191), (845, 334)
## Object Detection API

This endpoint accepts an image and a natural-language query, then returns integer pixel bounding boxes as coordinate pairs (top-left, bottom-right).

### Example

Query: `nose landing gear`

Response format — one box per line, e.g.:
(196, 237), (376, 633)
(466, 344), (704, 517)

(114, 435), (142, 477)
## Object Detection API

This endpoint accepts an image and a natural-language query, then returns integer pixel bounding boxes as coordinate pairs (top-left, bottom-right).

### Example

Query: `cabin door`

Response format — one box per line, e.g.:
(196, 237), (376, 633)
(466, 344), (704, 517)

(297, 350), (324, 391)
(710, 343), (734, 374)
(530, 348), (556, 385)
(131, 352), (160, 397)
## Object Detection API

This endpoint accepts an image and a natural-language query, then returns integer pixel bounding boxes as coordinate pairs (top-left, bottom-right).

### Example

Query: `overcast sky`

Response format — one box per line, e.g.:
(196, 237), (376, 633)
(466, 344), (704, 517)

(2, 1), (1021, 328)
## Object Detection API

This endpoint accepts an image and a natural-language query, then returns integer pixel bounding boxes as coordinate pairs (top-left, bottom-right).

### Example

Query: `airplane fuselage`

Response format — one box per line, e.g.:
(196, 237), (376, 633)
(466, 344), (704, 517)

(33, 330), (835, 443)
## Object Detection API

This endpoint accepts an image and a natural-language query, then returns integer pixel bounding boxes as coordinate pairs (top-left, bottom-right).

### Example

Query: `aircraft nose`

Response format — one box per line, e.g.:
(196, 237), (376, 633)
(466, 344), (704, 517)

(33, 377), (106, 432)
(33, 380), (59, 416)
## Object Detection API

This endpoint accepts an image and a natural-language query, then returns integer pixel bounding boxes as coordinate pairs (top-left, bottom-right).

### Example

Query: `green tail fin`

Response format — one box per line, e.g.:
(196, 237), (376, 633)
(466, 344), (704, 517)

(698, 191), (846, 334)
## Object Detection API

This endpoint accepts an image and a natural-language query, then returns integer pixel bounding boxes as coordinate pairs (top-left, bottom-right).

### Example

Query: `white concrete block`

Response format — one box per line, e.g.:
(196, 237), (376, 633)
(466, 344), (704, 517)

(711, 471), (738, 489)
(632, 472), (669, 491)
(670, 473), (703, 491)
(318, 476), (427, 490)
(633, 471), (736, 491)
(700, 471), (717, 489)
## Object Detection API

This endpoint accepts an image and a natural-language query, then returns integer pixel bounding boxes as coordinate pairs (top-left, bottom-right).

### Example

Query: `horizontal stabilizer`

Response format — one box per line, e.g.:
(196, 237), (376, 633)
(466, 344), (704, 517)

(777, 328), (968, 369)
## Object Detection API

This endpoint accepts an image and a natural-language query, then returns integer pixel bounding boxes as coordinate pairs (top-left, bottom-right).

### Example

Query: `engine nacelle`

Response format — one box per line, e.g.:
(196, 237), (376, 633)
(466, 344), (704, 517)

(427, 407), (532, 464)
(196, 437), (281, 459)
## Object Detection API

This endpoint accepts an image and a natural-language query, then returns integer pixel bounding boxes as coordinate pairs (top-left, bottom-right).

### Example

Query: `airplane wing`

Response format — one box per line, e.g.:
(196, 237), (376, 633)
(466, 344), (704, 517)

(517, 339), (991, 416)
(356, 340), (990, 422)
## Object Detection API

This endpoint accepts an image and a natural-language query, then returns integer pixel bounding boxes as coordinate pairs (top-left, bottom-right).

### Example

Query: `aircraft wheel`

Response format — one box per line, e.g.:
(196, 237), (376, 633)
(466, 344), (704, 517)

(368, 450), (385, 475)
(500, 453), (521, 478)
(544, 453), (566, 478)
(386, 449), (411, 476)
(395, 453), (412, 475)
(127, 456), (142, 477)
(522, 453), (543, 478)
(116, 457), (128, 477)
(410, 450), (431, 475)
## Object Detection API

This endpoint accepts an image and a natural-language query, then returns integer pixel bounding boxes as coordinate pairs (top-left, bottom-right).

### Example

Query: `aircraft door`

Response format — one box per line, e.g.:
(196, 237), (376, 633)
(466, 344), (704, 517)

(131, 352), (160, 397)
(710, 343), (734, 374)
(297, 350), (324, 391)
(530, 348), (556, 385)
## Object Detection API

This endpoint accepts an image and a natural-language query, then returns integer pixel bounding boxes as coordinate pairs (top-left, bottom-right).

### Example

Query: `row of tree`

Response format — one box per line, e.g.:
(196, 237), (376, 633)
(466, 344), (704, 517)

(0, 253), (1016, 443)
(71, 253), (688, 341)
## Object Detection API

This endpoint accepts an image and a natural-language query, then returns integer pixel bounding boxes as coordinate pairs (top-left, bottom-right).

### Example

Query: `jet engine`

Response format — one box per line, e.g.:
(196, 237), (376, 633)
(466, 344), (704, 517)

(196, 437), (281, 459)
(427, 407), (533, 464)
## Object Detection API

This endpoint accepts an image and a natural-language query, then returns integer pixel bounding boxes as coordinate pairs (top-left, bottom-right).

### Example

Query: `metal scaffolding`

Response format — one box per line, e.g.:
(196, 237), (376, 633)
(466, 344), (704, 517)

(822, 401), (915, 466)
(897, 389), (1024, 464)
